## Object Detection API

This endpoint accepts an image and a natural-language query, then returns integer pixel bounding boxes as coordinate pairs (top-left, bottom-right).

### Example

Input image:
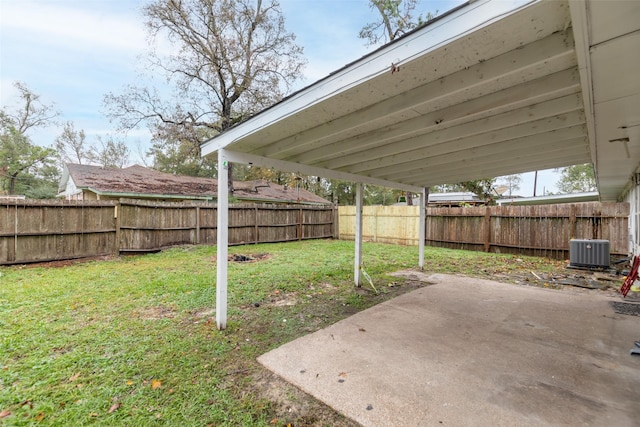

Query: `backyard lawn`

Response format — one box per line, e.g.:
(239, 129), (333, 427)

(1, 240), (568, 426)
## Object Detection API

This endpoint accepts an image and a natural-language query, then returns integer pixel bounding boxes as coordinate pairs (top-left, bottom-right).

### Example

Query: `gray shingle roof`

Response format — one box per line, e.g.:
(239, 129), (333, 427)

(64, 164), (331, 205)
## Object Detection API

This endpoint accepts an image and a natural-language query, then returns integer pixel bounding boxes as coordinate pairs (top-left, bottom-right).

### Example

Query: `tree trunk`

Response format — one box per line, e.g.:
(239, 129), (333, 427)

(9, 173), (17, 195)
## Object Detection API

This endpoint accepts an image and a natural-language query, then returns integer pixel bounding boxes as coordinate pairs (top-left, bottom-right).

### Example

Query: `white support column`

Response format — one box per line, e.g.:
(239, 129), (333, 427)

(216, 149), (229, 330)
(419, 187), (429, 270)
(354, 182), (363, 287)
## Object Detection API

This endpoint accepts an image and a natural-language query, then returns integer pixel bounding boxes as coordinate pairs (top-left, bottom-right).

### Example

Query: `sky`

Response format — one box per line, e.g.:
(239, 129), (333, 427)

(0, 0), (559, 196)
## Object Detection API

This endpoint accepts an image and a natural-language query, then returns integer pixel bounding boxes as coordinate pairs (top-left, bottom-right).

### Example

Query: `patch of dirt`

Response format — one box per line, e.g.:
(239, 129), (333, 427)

(392, 265), (629, 298)
(135, 305), (177, 320)
(191, 308), (216, 318)
(14, 255), (116, 269)
(227, 253), (271, 263)
(252, 369), (359, 427)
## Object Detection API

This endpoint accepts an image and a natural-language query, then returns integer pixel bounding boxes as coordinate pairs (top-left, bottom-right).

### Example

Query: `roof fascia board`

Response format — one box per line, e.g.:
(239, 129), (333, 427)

(87, 188), (214, 201)
(234, 196), (331, 206)
(497, 191), (599, 205)
(568, 0), (598, 174)
(221, 149), (423, 193)
(202, 0), (537, 156)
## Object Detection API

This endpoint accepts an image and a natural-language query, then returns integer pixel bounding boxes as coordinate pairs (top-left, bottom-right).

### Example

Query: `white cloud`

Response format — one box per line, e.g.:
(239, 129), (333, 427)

(0, 0), (148, 55)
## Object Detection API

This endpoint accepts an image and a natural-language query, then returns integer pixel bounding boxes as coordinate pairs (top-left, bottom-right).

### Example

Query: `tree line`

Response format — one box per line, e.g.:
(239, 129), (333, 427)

(0, 0), (594, 202)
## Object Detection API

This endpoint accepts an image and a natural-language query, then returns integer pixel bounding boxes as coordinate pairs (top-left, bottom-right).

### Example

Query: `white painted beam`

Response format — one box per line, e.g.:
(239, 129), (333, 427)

(216, 149), (229, 330)
(354, 183), (363, 287)
(568, 0), (598, 172)
(220, 149), (422, 193)
(419, 188), (428, 270)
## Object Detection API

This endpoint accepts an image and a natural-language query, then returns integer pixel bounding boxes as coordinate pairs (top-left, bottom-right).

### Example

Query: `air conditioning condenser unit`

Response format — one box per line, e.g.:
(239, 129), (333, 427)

(569, 239), (610, 268)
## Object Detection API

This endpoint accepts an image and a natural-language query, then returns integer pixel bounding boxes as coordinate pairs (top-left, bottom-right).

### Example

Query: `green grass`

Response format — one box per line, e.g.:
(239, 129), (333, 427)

(0, 240), (565, 426)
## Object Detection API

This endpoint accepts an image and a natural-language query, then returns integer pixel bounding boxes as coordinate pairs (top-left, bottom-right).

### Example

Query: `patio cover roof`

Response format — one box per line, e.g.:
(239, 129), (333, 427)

(201, 0), (640, 329)
(202, 0), (640, 202)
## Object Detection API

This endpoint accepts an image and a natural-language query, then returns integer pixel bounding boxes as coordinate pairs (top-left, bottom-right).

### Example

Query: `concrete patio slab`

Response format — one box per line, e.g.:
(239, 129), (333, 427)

(258, 274), (640, 426)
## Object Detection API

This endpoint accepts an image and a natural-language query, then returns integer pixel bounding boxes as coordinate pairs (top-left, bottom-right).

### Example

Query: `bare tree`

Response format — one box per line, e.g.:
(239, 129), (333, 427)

(55, 122), (91, 164)
(359, 0), (437, 46)
(497, 174), (522, 197)
(0, 82), (59, 135)
(104, 0), (306, 191)
(89, 136), (130, 168)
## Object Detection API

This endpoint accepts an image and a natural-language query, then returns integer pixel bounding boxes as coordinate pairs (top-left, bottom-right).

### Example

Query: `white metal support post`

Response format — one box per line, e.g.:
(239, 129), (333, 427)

(354, 182), (363, 286)
(419, 187), (429, 269)
(216, 149), (229, 330)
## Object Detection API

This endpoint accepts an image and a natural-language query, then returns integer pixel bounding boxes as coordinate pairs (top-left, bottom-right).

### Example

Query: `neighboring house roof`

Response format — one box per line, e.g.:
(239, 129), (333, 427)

(429, 192), (482, 203)
(497, 192), (600, 206)
(58, 163), (332, 205)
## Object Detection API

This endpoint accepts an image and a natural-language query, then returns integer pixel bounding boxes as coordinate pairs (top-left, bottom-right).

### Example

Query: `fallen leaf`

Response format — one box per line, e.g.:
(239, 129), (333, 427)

(35, 412), (45, 421)
(359, 328), (366, 332)
(68, 372), (81, 382)
(90, 412), (98, 417)
(151, 379), (162, 390)
(108, 403), (121, 414)
(338, 372), (347, 378)
(59, 402), (66, 409)
(19, 400), (33, 409)
(270, 419), (278, 425)
(0, 410), (11, 419)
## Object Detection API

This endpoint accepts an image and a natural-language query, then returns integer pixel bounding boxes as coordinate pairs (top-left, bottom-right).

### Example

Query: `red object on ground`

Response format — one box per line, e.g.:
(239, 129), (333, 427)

(621, 256), (640, 297)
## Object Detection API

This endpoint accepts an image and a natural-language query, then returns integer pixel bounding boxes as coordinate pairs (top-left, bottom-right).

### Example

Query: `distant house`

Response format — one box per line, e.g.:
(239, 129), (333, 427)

(57, 163), (332, 205)
(427, 192), (485, 207)
(394, 192), (486, 207)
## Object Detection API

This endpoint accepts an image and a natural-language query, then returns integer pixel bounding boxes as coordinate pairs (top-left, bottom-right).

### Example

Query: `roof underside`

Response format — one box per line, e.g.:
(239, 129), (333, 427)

(202, 0), (640, 202)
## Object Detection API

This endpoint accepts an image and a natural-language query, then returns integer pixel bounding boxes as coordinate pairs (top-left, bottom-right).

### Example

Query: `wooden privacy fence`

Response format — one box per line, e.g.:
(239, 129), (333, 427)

(338, 202), (629, 258)
(0, 199), (335, 265)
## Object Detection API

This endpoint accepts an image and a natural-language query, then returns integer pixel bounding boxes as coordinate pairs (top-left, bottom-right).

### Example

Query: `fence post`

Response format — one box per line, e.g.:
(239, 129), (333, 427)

(373, 205), (378, 243)
(11, 204), (18, 263)
(484, 206), (491, 252)
(299, 206), (303, 240)
(255, 205), (259, 244)
(195, 206), (200, 245)
(114, 203), (121, 254)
